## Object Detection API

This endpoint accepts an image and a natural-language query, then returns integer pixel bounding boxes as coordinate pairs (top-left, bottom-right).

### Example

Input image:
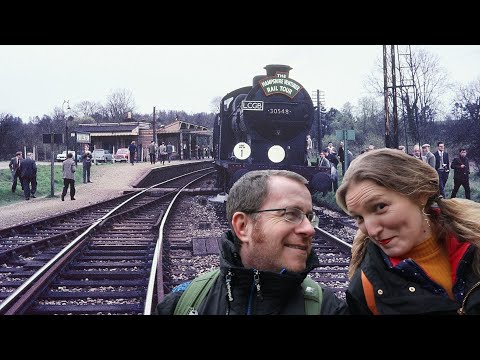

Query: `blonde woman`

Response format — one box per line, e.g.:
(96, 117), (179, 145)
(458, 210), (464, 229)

(336, 148), (480, 315)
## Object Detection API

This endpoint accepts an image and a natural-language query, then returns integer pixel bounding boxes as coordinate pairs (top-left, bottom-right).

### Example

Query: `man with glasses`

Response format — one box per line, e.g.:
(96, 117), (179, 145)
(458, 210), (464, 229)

(156, 169), (348, 315)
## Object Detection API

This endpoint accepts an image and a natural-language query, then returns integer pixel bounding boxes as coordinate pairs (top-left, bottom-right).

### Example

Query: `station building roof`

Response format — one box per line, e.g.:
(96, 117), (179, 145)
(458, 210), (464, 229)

(159, 120), (210, 134)
(73, 122), (147, 136)
(73, 120), (211, 136)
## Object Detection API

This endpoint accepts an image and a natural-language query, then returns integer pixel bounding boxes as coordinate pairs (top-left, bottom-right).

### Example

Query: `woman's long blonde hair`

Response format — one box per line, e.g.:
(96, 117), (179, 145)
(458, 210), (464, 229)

(335, 148), (480, 278)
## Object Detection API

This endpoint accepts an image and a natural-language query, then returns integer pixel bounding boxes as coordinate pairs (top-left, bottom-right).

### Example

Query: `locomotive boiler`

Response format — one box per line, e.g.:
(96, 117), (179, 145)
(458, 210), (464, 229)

(213, 64), (331, 193)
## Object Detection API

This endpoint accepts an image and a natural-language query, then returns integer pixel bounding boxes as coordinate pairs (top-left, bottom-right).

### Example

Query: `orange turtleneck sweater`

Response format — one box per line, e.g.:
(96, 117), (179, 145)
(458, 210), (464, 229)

(403, 235), (454, 299)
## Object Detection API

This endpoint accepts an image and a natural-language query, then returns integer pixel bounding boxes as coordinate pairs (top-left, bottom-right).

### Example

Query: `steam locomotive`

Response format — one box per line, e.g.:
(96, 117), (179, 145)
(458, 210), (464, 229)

(213, 64), (331, 193)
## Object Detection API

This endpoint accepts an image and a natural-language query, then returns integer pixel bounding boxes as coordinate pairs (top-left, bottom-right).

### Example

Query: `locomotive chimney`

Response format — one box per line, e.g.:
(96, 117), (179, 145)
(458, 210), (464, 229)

(264, 64), (292, 77)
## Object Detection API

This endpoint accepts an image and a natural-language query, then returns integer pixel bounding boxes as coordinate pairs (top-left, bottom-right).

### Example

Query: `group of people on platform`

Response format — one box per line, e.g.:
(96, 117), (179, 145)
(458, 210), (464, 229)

(7, 148), (93, 202)
(398, 141), (471, 200)
(157, 147), (480, 315)
(9, 151), (37, 200)
(137, 140), (212, 165)
(146, 140), (174, 165)
(309, 139), (354, 194)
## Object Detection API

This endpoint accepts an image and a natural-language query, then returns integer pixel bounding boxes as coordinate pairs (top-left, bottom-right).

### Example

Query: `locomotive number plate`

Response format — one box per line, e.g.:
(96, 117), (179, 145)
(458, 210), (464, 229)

(267, 108), (291, 115)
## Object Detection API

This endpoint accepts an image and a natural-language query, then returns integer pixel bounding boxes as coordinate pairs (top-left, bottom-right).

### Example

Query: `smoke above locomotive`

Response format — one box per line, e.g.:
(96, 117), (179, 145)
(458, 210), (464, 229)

(213, 64), (331, 194)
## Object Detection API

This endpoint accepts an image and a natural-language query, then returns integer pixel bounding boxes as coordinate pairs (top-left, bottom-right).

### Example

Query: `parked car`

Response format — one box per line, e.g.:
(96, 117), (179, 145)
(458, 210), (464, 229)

(113, 148), (129, 163)
(56, 150), (76, 162)
(92, 149), (113, 163)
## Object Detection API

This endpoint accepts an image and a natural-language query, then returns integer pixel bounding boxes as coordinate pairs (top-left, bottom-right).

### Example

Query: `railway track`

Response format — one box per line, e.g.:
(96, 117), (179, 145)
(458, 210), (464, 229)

(0, 168), (216, 314)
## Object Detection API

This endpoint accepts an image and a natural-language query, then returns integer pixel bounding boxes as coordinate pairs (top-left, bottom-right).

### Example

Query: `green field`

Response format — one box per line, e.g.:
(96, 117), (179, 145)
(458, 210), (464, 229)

(0, 164), (83, 205)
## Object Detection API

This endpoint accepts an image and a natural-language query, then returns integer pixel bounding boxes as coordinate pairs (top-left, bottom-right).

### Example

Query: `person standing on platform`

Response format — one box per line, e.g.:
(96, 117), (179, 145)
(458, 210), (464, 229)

(450, 148), (471, 200)
(82, 151), (93, 183)
(128, 141), (137, 166)
(19, 152), (37, 200)
(148, 141), (157, 164)
(166, 142), (173, 163)
(305, 134), (313, 165)
(337, 142), (345, 176)
(9, 151), (23, 193)
(61, 152), (76, 201)
(158, 142), (167, 165)
(434, 142), (450, 197)
(421, 144), (436, 168)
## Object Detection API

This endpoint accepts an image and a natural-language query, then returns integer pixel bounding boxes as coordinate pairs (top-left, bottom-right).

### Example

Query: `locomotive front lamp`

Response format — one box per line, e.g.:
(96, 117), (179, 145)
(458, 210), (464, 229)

(268, 145), (285, 163)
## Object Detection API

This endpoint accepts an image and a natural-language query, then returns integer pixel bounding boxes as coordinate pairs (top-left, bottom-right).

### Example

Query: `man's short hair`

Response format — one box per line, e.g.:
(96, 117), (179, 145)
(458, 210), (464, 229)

(67, 152), (73, 158)
(15, 151), (22, 156)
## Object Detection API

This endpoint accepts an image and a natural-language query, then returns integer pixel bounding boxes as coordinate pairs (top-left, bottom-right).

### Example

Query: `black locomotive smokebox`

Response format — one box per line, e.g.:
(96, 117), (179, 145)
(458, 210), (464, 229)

(310, 172), (332, 193)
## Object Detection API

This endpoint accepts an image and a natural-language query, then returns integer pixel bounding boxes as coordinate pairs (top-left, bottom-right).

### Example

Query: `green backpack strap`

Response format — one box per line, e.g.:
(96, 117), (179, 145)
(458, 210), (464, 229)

(173, 269), (220, 315)
(302, 277), (323, 315)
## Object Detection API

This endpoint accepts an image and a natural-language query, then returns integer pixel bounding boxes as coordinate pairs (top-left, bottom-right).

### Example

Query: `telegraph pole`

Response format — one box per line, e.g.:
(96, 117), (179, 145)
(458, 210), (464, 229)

(153, 106), (156, 142)
(317, 90), (322, 153)
(383, 46), (391, 148)
(390, 45), (399, 149)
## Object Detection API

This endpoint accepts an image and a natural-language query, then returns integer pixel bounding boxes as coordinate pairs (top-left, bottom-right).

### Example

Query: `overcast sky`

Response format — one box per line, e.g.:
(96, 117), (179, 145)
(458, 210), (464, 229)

(1, 45), (479, 122)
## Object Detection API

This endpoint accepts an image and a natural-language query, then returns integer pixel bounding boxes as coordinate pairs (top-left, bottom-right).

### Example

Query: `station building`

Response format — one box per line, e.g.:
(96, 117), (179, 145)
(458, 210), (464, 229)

(73, 120), (212, 161)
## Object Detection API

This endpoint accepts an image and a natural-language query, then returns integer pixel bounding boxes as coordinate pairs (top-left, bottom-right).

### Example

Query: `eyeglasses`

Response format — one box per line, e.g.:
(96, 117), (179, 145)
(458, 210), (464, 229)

(245, 207), (319, 227)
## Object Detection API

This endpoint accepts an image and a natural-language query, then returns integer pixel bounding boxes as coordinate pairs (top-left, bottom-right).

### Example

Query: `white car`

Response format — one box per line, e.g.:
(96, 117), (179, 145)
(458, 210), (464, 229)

(92, 149), (114, 163)
(56, 150), (76, 162)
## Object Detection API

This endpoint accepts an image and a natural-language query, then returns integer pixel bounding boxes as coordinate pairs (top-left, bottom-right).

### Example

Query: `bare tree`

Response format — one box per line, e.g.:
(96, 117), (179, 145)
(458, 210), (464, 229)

(455, 77), (480, 122)
(105, 89), (136, 121)
(210, 96), (222, 114)
(446, 77), (480, 163)
(366, 46), (451, 147)
(74, 100), (102, 119)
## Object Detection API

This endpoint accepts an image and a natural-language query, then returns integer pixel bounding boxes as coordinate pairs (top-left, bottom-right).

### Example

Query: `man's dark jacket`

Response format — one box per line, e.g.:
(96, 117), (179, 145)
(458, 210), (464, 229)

(156, 231), (348, 315)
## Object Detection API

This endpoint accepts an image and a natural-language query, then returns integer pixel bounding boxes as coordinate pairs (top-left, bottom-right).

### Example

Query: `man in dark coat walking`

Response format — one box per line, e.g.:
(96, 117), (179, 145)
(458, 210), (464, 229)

(450, 148), (471, 199)
(19, 152), (37, 200)
(128, 141), (137, 166)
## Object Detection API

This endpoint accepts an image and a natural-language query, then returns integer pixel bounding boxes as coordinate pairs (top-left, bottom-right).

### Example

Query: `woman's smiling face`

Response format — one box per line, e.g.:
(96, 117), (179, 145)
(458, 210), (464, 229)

(345, 180), (431, 257)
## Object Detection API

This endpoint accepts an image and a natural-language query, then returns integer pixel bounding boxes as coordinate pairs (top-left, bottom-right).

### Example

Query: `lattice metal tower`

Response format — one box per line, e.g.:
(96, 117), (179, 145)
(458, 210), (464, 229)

(383, 45), (419, 151)
(396, 45), (420, 153)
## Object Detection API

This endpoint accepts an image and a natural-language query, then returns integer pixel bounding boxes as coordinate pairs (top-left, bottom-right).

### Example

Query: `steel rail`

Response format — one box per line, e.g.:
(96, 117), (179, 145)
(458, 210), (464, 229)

(143, 170), (216, 315)
(0, 167), (213, 314)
